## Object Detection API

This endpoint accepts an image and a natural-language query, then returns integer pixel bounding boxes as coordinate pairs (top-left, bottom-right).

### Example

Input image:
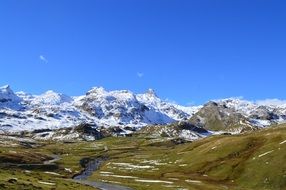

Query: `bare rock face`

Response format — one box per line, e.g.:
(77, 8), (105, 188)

(138, 121), (210, 141)
(189, 101), (255, 132)
(30, 123), (103, 141)
(249, 106), (279, 120)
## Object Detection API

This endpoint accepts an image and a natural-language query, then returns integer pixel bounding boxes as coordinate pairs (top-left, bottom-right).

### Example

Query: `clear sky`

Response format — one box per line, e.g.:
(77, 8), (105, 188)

(0, 0), (285, 105)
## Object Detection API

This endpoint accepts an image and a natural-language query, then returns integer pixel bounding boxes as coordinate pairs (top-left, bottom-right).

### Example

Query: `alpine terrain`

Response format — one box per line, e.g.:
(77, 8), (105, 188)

(0, 85), (285, 141)
(0, 85), (285, 190)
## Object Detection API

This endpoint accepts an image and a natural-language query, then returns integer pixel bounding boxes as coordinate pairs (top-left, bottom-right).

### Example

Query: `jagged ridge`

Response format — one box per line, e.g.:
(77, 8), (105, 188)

(0, 85), (286, 140)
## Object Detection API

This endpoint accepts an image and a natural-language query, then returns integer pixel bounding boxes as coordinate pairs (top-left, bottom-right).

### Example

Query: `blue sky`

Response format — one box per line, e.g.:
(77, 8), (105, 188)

(0, 0), (285, 105)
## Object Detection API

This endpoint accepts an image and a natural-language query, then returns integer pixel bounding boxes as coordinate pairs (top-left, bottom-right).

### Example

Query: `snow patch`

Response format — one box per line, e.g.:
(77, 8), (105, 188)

(258, 150), (274, 158)
(135, 179), (173, 184)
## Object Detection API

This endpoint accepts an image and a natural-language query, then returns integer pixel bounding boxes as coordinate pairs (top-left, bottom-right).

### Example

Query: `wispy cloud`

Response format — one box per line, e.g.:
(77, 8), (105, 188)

(39, 55), (48, 63)
(256, 99), (286, 106)
(137, 72), (144, 78)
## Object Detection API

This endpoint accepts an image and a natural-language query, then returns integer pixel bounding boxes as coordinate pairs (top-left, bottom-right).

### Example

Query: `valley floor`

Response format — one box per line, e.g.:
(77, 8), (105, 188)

(0, 124), (286, 190)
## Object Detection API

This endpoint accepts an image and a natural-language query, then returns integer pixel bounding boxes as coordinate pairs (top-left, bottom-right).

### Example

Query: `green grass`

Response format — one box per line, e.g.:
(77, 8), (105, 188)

(0, 167), (96, 190)
(0, 138), (98, 190)
(89, 125), (286, 190)
(0, 124), (286, 189)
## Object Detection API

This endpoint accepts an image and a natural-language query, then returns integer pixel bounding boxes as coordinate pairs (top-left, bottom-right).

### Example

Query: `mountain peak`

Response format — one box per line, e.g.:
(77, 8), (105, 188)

(32, 90), (72, 105)
(0, 85), (21, 103)
(1, 84), (10, 89)
(146, 88), (157, 97)
(87, 87), (106, 95)
(45, 90), (57, 94)
(0, 85), (12, 92)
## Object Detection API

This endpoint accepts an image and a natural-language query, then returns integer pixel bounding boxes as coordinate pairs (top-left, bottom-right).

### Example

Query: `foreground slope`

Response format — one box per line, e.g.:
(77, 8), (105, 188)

(0, 124), (285, 190)
(89, 124), (286, 190)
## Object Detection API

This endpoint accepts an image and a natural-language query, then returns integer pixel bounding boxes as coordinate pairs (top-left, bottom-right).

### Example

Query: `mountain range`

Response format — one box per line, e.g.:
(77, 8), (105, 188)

(0, 85), (285, 140)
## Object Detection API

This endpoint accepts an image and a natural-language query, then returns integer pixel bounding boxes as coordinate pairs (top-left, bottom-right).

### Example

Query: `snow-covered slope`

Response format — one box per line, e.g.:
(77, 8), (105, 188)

(0, 85), (22, 109)
(73, 87), (184, 127)
(136, 89), (197, 121)
(31, 90), (73, 105)
(0, 85), (285, 137)
(0, 86), (196, 132)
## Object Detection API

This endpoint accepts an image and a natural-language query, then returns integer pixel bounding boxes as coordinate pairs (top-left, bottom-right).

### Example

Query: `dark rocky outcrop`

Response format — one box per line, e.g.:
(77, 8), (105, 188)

(189, 101), (253, 132)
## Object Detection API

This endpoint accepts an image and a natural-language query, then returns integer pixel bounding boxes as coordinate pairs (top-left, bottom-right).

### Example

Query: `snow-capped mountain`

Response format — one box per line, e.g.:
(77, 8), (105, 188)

(0, 85), (286, 139)
(0, 85), (195, 133)
(188, 98), (286, 134)
(215, 98), (286, 126)
(31, 90), (73, 105)
(74, 87), (178, 127)
(136, 89), (199, 121)
(145, 98), (286, 140)
(0, 85), (22, 109)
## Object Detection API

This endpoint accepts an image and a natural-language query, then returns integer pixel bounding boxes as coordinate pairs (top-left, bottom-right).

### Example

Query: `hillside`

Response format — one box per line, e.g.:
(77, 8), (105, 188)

(0, 124), (285, 189)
